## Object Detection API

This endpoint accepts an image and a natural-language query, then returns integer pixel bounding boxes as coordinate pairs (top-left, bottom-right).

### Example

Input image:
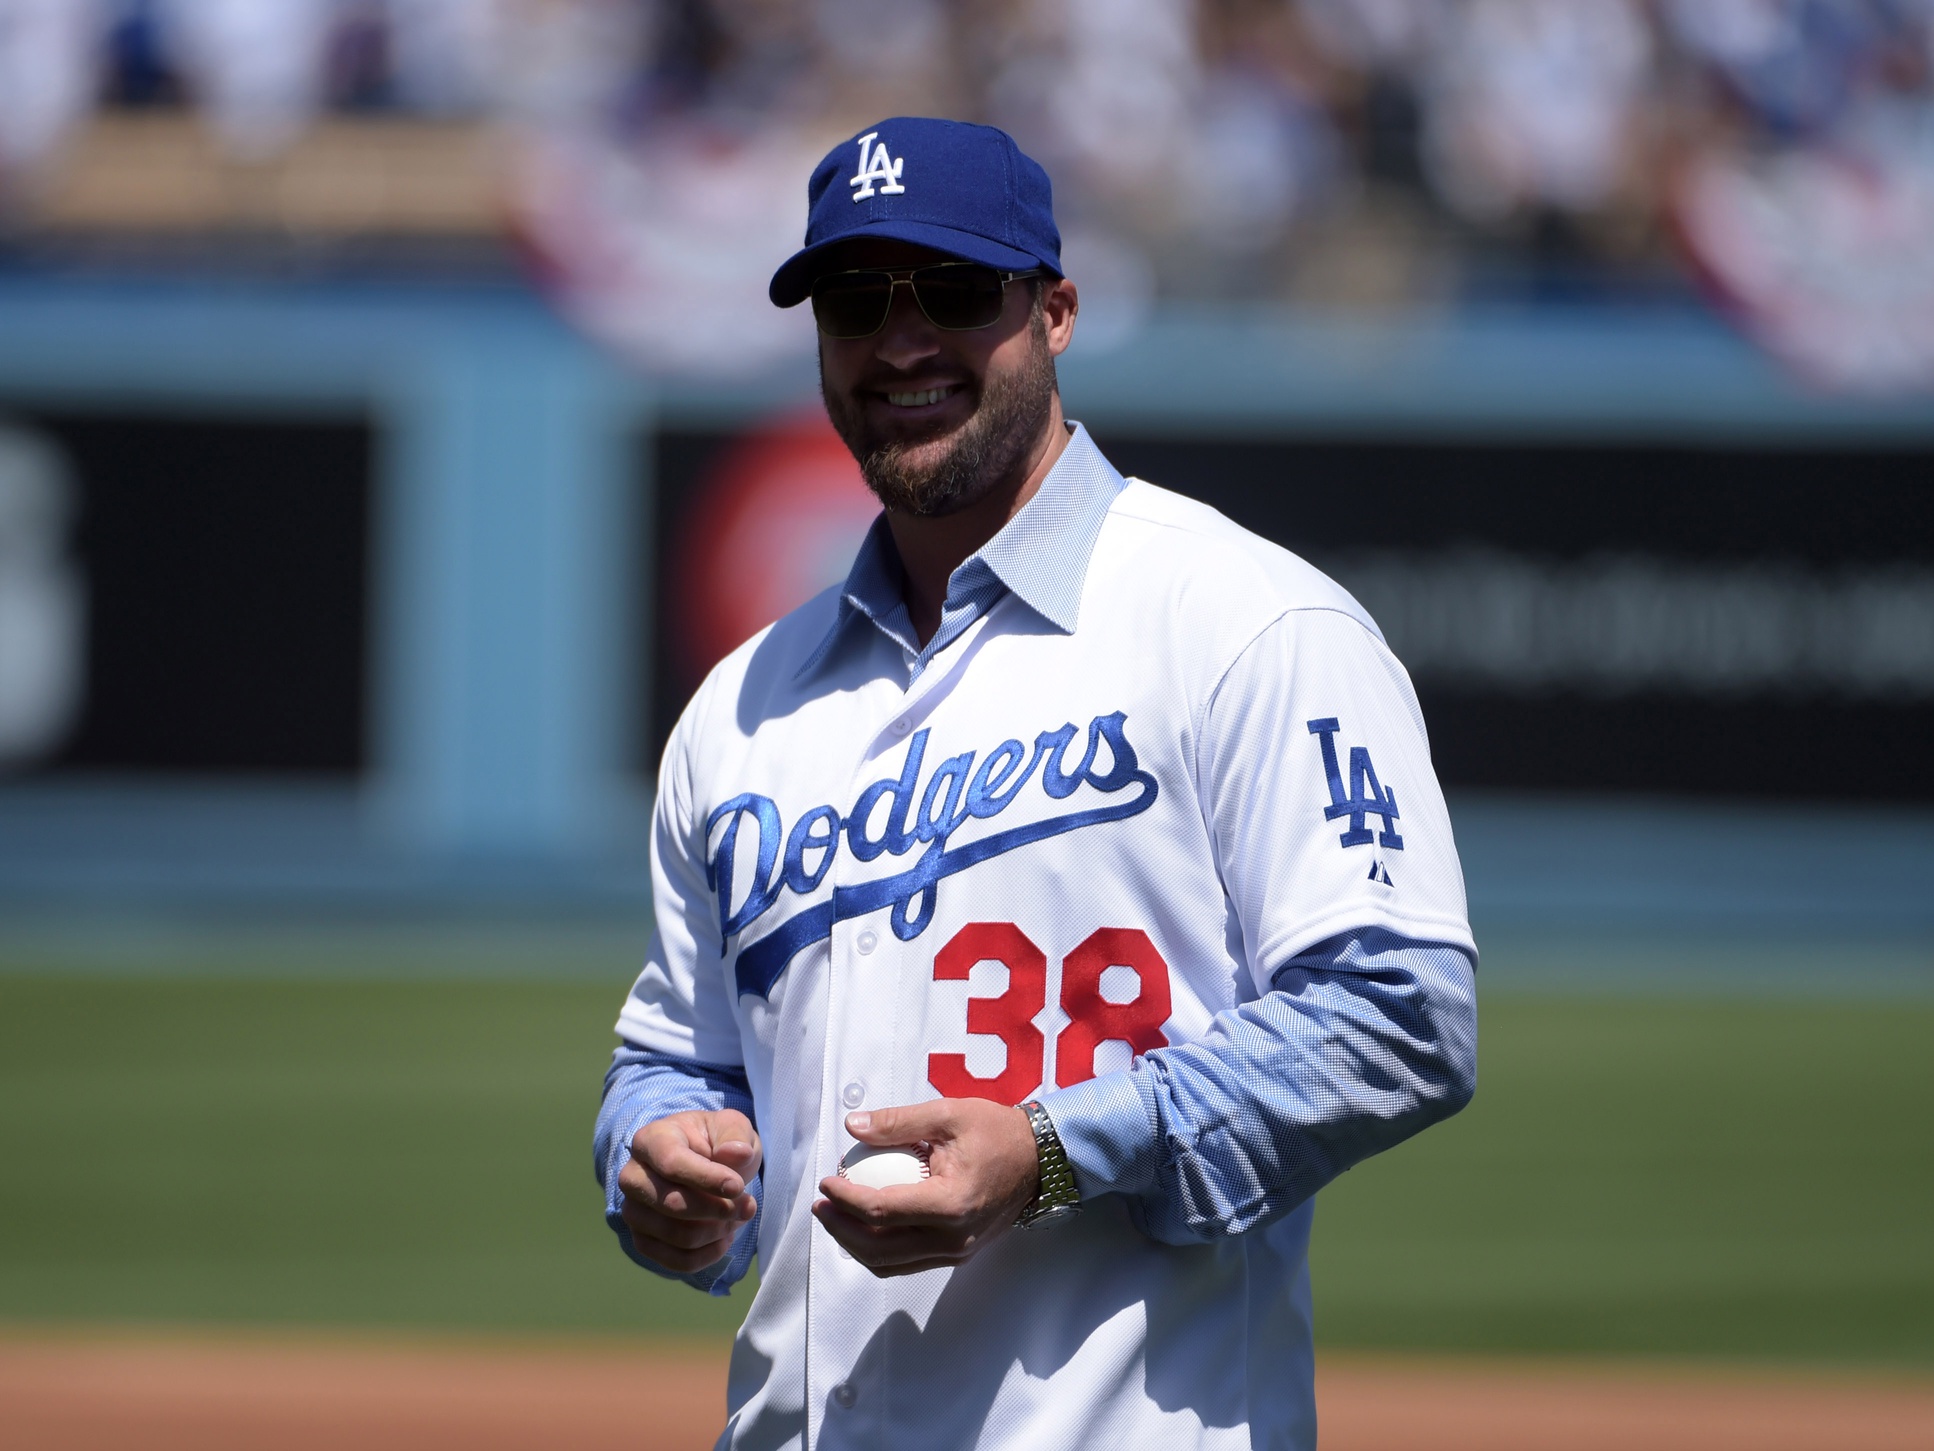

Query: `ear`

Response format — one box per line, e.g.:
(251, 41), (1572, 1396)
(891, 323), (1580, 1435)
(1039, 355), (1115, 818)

(1043, 277), (1079, 358)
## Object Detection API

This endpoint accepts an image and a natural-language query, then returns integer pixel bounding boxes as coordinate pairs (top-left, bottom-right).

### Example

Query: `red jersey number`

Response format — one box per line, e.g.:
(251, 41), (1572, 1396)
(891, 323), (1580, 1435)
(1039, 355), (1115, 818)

(925, 922), (1172, 1105)
(1054, 926), (1174, 1088)
(925, 922), (1047, 1105)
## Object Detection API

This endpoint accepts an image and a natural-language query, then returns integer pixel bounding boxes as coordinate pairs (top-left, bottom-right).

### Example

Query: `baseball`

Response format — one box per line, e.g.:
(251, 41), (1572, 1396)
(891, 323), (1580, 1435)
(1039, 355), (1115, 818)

(838, 1142), (931, 1190)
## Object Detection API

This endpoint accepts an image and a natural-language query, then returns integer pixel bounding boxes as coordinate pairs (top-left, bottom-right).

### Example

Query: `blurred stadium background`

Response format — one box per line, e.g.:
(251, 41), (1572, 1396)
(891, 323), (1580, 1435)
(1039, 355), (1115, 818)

(1, 1), (1931, 1446)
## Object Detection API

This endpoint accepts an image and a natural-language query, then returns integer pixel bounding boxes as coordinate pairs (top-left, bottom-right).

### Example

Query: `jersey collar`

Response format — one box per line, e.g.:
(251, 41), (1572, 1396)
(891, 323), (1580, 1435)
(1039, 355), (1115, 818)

(796, 422), (1125, 681)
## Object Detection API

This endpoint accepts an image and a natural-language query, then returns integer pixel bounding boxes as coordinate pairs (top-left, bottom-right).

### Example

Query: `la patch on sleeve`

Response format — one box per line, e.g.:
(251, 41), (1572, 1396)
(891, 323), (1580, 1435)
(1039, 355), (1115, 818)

(1307, 718), (1404, 890)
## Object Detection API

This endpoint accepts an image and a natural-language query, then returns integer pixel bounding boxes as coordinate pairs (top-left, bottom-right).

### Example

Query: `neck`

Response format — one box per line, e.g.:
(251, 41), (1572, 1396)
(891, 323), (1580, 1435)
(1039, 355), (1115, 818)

(886, 398), (1071, 646)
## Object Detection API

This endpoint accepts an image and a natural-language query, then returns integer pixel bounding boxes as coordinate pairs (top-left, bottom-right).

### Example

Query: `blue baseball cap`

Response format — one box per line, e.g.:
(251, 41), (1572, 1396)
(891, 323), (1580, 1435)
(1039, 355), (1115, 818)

(769, 117), (1062, 308)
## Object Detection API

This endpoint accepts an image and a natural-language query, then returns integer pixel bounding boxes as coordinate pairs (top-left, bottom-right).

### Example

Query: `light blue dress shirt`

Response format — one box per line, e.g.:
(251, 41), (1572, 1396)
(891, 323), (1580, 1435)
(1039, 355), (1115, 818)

(596, 424), (1477, 1291)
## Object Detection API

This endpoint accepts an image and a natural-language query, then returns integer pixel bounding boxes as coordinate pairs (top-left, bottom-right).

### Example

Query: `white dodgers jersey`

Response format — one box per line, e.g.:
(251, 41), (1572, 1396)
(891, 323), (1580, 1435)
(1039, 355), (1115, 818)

(619, 476), (1474, 1450)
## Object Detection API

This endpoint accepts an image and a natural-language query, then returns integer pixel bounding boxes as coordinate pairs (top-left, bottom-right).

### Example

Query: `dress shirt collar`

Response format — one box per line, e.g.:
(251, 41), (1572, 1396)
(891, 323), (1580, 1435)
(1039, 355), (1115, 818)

(795, 421), (1124, 681)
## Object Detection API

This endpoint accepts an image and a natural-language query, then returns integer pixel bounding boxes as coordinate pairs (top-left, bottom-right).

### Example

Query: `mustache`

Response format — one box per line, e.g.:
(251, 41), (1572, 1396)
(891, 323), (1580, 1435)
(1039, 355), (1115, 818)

(844, 365), (977, 393)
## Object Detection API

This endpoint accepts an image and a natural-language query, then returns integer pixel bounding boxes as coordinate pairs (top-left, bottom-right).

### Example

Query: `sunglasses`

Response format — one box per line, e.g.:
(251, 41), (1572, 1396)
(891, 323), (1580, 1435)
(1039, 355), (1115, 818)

(810, 264), (1045, 340)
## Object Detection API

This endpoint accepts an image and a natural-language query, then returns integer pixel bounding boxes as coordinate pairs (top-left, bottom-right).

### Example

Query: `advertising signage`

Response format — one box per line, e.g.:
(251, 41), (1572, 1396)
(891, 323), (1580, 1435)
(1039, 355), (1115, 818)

(652, 422), (1934, 802)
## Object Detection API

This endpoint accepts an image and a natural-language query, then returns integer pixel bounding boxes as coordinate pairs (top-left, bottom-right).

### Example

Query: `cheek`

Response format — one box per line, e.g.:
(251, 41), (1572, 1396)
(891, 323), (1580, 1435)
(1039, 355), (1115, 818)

(972, 332), (1047, 400)
(976, 308), (1041, 379)
(820, 336), (887, 391)
(818, 341), (854, 391)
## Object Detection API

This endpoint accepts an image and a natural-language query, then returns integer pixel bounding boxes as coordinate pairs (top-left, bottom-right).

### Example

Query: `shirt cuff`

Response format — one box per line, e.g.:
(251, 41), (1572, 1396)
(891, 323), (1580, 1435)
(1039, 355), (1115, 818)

(1036, 1069), (1160, 1203)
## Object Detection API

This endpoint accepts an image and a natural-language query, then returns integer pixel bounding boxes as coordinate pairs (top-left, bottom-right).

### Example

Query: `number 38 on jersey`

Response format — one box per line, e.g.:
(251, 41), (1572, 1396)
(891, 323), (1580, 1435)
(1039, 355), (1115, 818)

(926, 922), (1172, 1104)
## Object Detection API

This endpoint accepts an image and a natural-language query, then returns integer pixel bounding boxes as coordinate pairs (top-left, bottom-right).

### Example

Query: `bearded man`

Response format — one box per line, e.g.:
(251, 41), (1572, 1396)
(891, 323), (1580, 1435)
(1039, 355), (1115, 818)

(596, 117), (1478, 1451)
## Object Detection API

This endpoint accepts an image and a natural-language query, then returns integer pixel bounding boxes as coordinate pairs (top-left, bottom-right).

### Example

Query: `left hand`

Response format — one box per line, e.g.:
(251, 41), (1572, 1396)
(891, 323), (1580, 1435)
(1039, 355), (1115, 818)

(813, 1098), (1040, 1278)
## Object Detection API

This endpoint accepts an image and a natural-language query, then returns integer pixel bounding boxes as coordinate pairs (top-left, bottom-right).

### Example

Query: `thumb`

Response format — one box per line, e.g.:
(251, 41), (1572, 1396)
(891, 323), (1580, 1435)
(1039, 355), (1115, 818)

(846, 1100), (947, 1147)
(706, 1110), (762, 1179)
(714, 1137), (760, 1178)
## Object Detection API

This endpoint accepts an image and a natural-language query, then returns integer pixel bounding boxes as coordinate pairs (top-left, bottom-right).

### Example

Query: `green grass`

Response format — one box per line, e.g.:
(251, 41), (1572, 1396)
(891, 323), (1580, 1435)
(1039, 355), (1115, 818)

(0, 973), (748, 1338)
(1310, 992), (1934, 1365)
(1, 971), (1929, 1363)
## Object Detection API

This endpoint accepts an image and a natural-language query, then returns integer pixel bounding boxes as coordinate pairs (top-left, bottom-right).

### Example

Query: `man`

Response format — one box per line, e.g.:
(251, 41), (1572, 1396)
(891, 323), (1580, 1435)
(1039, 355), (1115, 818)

(596, 117), (1477, 1450)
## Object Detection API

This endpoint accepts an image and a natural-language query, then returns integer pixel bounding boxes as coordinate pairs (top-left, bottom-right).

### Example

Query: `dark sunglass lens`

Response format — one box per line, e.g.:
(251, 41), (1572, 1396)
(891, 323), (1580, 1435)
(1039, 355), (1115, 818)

(811, 274), (894, 338)
(913, 266), (1007, 329)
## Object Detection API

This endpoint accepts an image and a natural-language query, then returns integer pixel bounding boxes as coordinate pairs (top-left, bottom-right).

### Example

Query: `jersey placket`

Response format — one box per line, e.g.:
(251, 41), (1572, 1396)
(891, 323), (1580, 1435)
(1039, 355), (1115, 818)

(805, 619), (989, 1448)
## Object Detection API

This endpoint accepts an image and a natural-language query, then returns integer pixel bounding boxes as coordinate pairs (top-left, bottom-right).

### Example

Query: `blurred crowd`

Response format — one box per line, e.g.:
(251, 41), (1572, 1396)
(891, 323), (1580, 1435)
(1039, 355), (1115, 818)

(2, 1), (1932, 384)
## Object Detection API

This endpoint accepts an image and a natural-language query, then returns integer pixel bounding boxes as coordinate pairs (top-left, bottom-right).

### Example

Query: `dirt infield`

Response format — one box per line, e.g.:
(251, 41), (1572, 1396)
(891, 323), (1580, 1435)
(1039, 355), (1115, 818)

(1315, 1358), (1934, 1451)
(3, 1330), (1931, 1450)
(0, 1333), (729, 1451)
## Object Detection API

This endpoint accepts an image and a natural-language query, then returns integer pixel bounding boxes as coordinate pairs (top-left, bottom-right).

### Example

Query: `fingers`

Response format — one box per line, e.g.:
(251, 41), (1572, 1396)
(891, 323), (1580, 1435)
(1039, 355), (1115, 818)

(625, 1230), (739, 1275)
(632, 1118), (752, 1200)
(618, 1156), (756, 1275)
(625, 1109), (765, 1229)
(845, 1100), (952, 1148)
(816, 1172), (957, 1230)
(618, 1154), (747, 1222)
(613, 1109), (764, 1275)
(642, 1138), (746, 1199)
(810, 1197), (983, 1276)
(622, 1193), (756, 1251)
(618, 1194), (744, 1273)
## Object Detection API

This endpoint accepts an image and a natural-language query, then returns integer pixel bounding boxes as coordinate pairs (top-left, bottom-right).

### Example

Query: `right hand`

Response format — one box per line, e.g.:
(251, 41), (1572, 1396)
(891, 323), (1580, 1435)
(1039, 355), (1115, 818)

(618, 1109), (762, 1273)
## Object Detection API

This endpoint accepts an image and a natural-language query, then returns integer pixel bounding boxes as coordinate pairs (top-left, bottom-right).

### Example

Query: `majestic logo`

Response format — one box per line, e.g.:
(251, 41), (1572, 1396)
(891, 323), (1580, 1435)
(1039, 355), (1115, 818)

(708, 712), (1157, 999)
(849, 131), (906, 201)
(1307, 717), (1403, 851)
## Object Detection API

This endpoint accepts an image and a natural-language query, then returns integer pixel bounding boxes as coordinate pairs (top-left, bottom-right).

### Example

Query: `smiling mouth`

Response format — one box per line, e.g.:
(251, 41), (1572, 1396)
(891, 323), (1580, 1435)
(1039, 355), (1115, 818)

(880, 385), (962, 408)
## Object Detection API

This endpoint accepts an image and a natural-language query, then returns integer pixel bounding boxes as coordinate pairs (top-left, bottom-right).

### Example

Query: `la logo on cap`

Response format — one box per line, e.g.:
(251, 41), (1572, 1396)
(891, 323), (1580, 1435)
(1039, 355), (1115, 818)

(849, 132), (905, 201)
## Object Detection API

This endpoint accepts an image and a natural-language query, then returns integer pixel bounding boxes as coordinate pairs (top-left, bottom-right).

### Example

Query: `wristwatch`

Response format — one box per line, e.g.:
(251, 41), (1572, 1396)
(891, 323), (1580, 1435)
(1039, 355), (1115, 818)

(1016, 1099), (1081, 1229)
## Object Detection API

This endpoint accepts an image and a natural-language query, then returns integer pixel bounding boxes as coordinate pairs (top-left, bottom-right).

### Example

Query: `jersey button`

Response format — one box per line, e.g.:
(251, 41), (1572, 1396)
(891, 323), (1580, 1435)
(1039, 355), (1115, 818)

(842, 1080), (866, 1108)
(891, 718), (911, 734)
(833, 1382), (858, 1409)
(856, 930), (878, 955)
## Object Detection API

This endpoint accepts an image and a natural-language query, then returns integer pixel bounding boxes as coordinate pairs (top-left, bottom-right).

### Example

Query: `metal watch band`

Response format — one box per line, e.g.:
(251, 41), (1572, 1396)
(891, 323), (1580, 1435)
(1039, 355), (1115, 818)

(1017, 1099), (1081, 1228)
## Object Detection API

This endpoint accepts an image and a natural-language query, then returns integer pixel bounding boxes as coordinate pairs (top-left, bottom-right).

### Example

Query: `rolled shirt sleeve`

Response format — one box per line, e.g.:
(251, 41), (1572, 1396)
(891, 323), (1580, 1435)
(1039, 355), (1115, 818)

(1039, 930), (1475, 1243)
(1038, 607), (1479, 1243)
(595, 1043), (762, 1295)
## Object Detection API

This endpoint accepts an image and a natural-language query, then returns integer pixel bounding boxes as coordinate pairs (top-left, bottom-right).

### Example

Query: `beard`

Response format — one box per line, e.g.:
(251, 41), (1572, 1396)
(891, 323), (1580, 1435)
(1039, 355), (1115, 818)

(821, 312), (1059, 518)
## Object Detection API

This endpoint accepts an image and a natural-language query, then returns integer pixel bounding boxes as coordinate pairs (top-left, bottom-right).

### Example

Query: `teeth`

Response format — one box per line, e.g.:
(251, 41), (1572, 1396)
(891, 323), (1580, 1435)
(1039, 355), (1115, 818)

(886, 387), (953, 407)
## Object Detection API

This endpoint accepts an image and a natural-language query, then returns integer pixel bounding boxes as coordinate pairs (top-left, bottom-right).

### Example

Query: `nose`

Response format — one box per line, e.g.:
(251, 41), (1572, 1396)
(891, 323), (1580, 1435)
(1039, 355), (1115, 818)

(873, 284), (942, 371)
